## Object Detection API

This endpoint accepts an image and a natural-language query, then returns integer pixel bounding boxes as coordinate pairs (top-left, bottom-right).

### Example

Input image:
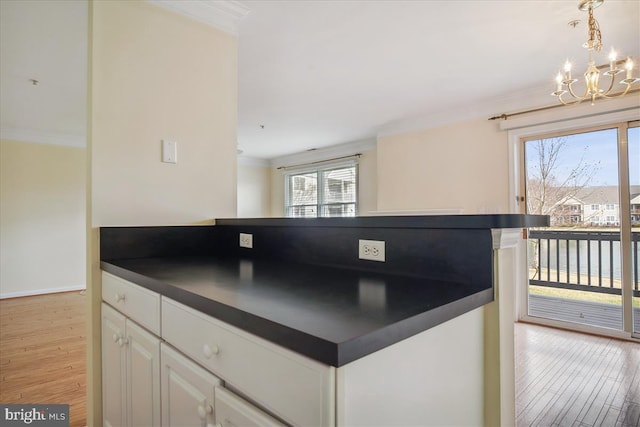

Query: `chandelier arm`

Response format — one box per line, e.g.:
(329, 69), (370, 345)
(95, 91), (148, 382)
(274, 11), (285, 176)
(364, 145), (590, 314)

(566, 81), (590, 101)
(557, 93), (584, 106)
(601, 72), (616, 95)
(600, 83), (632, 99)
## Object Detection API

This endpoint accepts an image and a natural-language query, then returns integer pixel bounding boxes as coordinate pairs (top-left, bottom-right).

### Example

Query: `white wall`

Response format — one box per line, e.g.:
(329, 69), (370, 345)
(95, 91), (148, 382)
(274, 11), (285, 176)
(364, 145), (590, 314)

(0, 140), (86, 298)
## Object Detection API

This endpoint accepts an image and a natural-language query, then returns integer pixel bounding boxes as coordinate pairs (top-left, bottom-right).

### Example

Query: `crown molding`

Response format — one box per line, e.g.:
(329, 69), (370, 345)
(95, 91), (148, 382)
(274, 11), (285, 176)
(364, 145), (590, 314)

(147, 0), (250, 35)
(0, 127), (86, 148)
(270, 138), (377, 169)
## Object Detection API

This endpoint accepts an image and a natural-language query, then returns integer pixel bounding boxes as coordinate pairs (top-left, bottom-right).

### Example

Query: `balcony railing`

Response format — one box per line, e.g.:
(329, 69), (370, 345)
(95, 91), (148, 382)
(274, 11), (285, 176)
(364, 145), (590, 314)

(528, 229), (640, 297)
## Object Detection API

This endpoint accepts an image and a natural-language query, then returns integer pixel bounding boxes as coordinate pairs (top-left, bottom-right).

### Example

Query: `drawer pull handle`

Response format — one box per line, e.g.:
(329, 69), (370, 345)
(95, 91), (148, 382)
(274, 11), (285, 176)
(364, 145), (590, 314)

(203, 344), (220, 358)
(115, 293), (126, 303)
(197, 403), (213, 420)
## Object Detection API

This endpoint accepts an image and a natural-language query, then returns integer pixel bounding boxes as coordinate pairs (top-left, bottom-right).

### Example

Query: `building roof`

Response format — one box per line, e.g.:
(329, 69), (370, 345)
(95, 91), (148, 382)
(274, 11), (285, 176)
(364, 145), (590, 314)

(559, 185), (640, 205)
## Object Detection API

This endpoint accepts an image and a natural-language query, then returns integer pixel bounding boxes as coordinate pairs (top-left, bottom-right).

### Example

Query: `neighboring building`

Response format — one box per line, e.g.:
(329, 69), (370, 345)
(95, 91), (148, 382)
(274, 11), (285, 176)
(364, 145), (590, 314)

(550, 185), (640, 227)
(632, 193), (640, 225)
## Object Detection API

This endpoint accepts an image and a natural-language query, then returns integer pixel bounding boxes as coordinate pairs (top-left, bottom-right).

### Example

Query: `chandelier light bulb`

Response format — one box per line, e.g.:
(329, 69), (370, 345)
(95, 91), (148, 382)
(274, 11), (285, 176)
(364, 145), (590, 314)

(564, 60), (573, 81)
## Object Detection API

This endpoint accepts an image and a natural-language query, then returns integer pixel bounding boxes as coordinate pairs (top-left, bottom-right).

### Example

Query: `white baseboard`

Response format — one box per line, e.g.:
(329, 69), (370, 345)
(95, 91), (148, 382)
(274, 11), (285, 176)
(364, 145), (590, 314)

(0, 284), (86, 300)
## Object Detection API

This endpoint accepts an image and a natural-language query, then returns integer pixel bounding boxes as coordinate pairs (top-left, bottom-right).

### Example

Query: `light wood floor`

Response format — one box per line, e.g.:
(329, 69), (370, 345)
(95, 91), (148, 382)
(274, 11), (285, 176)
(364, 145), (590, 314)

(0, 291), (86, 427)
(516, 322), (640, 427)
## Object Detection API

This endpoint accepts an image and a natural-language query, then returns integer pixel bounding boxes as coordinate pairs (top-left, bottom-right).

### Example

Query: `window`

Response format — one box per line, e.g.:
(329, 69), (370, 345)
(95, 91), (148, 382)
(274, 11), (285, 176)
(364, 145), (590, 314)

(606, 204), (615, 210)
(591, 204), (600, 210)
(285, 163), (357, 217)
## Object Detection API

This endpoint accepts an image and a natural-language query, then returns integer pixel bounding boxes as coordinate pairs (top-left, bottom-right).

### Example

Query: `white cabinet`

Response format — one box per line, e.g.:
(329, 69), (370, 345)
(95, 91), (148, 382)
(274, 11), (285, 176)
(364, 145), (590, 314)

(102, 303), (126, 427)
(102, 303), (161, 427)
(102, 271), (160, 334)
(215, 387), (285, 427)
(101, 270), (481, 427)
(160, 343), (222, 427)
(161, 297), (335, 427)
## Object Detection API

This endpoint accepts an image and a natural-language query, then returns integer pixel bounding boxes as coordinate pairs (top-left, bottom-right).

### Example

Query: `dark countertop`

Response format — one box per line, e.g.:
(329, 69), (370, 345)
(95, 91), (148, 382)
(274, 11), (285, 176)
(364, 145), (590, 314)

(101, 256), (493, 367)
(100, 215), (549, 366)
(215, 214), (549, 229)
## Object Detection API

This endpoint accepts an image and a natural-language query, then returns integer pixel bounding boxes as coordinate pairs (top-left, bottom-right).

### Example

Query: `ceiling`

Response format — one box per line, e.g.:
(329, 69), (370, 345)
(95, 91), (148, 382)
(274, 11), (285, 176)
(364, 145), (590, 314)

(1, 0), (639, 159)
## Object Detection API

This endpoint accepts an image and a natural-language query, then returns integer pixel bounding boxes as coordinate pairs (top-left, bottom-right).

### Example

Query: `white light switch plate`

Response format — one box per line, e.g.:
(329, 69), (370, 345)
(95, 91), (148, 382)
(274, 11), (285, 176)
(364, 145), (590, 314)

(162, 140), (177, 163)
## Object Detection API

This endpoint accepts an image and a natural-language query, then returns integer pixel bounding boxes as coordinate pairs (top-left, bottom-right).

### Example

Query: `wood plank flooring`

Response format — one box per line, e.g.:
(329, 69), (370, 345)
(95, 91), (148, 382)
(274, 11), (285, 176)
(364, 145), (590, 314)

(516, 322), (640, 427)
(0, 291), (86, 427)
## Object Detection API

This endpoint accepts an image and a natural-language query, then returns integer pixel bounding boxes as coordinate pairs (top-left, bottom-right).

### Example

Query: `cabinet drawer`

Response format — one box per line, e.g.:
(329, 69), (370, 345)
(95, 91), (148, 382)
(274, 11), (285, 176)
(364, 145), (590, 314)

(102, 271), (160, 335)
(215, 387), (285, 427)
(162, 297), (335, 427)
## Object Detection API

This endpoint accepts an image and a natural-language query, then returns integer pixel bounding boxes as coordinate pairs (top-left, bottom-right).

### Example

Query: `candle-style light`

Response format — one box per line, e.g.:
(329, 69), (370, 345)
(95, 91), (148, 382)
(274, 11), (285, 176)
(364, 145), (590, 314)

(552, 0), (639, 105)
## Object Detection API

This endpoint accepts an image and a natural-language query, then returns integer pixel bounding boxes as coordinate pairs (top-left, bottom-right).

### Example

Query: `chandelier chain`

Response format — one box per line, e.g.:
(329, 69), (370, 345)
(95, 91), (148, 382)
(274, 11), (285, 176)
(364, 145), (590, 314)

(586, 6), (602, 52)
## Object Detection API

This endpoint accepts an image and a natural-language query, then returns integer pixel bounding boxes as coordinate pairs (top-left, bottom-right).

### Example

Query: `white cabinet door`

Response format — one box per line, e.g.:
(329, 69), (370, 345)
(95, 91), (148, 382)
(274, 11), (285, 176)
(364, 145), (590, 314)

(102, 302), (161, 427)
(161, 343), (221, 427)
(215, 387), (286, 427)
(102, 304), (126, 427)
(127, 320), (161, 427)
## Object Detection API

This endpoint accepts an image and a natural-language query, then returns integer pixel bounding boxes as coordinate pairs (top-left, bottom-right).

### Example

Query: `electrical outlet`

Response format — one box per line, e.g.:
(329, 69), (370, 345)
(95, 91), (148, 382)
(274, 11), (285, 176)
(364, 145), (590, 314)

(359, 239), (385, 262)
(239, 233), (253, 249)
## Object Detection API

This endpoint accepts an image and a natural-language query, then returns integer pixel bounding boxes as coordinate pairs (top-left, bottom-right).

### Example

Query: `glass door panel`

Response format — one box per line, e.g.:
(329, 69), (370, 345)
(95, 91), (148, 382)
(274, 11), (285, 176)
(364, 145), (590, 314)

(628, 126), (639, 335)
(524, 128), (623, 330)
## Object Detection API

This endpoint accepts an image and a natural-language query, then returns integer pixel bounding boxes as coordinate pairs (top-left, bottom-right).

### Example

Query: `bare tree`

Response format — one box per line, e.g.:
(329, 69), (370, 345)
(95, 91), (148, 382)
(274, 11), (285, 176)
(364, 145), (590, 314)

(526, 136), (600, 222)
(525, 136), (600, 278)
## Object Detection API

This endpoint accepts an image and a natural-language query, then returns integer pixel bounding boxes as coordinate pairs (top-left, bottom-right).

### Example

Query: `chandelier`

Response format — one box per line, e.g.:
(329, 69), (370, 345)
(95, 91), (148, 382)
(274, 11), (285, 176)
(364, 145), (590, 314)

(552, 0), (639, 105)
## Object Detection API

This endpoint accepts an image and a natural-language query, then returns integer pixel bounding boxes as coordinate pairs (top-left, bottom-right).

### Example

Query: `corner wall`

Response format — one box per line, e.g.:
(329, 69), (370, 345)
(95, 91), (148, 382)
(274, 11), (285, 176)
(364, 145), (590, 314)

(88, 1), (238, 423)
(0, 140), (86, 298)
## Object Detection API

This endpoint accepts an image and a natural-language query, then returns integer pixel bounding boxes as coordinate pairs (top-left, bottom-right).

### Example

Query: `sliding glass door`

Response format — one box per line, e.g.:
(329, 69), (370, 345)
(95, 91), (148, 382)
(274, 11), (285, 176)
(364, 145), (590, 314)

(523, 121), (638, 336)
(628, 124), (639, 336)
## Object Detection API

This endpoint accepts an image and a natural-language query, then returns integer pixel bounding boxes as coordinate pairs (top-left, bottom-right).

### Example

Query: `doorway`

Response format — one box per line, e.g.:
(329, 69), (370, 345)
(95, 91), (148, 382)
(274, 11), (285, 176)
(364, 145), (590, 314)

(521, 121), (639, 336)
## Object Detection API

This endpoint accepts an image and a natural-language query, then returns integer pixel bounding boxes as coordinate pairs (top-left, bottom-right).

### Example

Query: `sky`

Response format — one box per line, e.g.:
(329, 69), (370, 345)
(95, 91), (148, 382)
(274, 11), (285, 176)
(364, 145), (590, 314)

(526, 126), (640, 187)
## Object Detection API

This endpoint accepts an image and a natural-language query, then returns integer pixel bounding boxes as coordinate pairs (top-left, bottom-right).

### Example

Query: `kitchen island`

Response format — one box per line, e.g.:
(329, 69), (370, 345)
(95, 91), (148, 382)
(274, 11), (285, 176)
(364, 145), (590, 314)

(100, 214), (548, 426)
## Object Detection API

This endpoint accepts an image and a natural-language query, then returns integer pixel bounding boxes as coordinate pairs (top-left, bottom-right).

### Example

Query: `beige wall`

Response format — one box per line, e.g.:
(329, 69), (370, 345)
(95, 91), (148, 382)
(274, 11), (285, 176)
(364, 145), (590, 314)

(269, 148), (378, 217)
(88, 1), (238, 423)
(238, 162), (271, 217)
(91, 0), (237, 226)
(377, 119), (507, 213)
(0, 140), (86, 298)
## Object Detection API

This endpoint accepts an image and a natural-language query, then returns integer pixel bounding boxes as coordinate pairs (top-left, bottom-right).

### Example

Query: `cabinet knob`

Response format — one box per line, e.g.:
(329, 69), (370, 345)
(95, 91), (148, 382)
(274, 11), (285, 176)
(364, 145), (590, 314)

(203, 344), (219, 359)
(115, 293), (126, 303)
(117, 337), (129, 347)
(197, 403), (213, 420)
(112, 333), (119, 343)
